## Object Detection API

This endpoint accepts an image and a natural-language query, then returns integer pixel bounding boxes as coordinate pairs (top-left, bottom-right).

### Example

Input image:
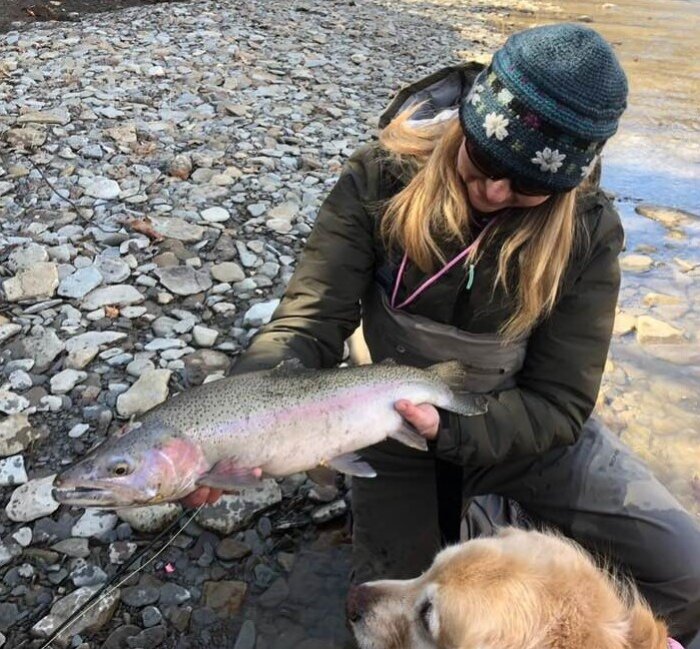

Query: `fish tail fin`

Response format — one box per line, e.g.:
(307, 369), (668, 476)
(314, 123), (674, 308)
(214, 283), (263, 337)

(426, 361), (489, 418)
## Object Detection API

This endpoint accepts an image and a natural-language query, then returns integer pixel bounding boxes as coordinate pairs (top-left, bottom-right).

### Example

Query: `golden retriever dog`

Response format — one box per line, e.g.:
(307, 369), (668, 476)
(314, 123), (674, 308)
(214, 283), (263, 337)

(347, 528), (670, 649)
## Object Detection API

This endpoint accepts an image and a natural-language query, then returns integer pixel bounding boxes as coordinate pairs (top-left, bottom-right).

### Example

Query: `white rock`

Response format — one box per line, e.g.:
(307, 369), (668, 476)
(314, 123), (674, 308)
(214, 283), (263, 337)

(201, 207), (230, 223)
(149, 216), (205, 243)
(6, 474), (59, 522)
(8, 243), (49, 272)
(68, 424), (90, 438)
(9, 370), (33, 391)
(0, 454), (28, 486)
(65, 332), (127, 353)
(154, 266), (212, 296)
(58, 266), (103, 299)
(636, 316), (685, 345)
(613, 311), (636, 336)
(65, 346), (100, 370)
(0, 414), (38, 457)
(268, 201), (299, 221)
(126, 357), (156, 377)
(0, 323), (22, 344)
(50, 369), (87, 395)
(116, 503), (182, 533)
(116, 369), (172, 417)
(0, 391), (30, 415)
(243, 299), (280, 327)
(3, 262), (59, 302)
(94, 257), (131, 284)
(84, 177), (121, 200)
(12, 527), (32, 547)
(81, 284), (144, 310)
(193, 325), (219, 347)
(71, 510), (118, 538)
(18, 109), (71, 126)
(643, 292), (683, 307)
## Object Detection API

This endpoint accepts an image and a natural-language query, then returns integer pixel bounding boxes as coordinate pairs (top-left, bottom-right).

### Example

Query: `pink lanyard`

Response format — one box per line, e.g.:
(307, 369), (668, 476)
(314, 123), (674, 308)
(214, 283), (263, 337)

(390, 219), (497, 310)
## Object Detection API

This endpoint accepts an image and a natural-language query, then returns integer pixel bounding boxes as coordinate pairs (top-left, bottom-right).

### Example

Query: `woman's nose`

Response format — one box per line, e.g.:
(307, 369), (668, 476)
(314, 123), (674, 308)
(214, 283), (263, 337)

(483, 178), (514, 204)
(346, 584), (378, 622)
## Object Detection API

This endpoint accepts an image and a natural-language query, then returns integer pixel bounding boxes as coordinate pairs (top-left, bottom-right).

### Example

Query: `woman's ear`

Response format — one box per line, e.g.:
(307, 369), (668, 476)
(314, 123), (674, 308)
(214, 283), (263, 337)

(626, 602), (668, 649)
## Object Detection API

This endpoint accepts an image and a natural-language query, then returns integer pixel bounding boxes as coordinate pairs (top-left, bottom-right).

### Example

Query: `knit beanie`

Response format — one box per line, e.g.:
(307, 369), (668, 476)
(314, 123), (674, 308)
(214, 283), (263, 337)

(459, 23), (628, 192)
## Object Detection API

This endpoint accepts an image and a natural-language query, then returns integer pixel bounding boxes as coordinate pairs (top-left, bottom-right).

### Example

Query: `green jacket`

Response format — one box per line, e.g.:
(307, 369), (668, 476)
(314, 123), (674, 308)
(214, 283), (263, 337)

(233, 64), (624, 467)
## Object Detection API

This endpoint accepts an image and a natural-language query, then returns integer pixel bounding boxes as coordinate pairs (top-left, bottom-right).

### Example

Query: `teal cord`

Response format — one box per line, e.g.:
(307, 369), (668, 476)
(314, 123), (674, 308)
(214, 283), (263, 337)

(466, 263), (475, 290)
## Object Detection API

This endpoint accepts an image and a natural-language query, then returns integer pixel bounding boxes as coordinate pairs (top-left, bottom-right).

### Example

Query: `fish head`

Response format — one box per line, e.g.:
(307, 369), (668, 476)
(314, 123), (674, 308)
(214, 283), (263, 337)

(53, 419), (209, 508)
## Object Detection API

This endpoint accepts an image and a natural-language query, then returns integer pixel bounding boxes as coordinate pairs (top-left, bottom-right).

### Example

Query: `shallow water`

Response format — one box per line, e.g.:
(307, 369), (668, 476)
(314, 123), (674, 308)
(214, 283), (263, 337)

(506, 0), (700, 520)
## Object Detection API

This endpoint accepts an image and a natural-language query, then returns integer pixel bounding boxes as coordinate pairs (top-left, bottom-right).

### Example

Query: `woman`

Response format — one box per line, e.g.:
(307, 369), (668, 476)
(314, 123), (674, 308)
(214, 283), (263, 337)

(191, 24), (700, 642)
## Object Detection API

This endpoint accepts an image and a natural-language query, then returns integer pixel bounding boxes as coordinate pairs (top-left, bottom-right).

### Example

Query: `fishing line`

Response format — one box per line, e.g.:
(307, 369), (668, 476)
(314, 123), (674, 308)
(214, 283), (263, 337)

(37, 503), (204, 649)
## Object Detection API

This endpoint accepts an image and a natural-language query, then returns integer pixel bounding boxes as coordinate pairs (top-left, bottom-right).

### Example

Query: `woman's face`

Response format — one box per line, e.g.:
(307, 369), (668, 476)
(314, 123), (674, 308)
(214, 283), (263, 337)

(456, 137), (551, 212)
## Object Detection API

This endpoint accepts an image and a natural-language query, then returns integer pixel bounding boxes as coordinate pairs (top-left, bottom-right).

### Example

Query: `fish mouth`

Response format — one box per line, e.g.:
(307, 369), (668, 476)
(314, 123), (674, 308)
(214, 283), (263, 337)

(52, 479), (156, 508)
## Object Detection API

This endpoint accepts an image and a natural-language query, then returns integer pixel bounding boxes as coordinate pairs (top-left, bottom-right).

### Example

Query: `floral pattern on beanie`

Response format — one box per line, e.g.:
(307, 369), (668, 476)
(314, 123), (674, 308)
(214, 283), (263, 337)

(531, 148), (566, 173)
(484, 112), (509, 140)
(580, 155), (598, 178)
(467, 83), (484, 106)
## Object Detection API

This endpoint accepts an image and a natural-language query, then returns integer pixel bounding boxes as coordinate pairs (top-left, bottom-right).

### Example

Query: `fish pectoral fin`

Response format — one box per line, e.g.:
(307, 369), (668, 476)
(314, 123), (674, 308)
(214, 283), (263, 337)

(326, 453), (376, 478)
(390, 422), (429, 451)
(195, 460), (263, 489)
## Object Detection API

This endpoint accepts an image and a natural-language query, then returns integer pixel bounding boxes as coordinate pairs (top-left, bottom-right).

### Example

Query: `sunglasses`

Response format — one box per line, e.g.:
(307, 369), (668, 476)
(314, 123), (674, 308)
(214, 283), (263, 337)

(464, 139), (556, 197)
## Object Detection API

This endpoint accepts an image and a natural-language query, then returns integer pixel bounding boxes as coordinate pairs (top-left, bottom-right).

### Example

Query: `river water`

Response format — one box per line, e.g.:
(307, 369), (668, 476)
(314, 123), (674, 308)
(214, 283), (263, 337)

(506, 0), (700, 520)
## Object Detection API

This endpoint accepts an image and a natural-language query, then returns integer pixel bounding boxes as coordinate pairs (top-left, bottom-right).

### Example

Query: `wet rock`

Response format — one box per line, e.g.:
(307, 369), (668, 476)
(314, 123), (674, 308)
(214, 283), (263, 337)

(6, 474), (59, 522)
(116, 503), (182, 533)
(215, 538), (252, 561)
(72, 561), (108, 587)
(0, 540), (22, 568)
(154, 266), (212, 295)
(3, 262), (59, 301)
(72, 510), (118, 538)
(122, 581), (160, 607)
(0, 454), (28, 486)
(234, 619), (256, 649)
(635, 203), (698, 229)
(311, 499), (348, 523)
(116, 369), (172, 417)
(636, 316), (685, 345)
(102, 624), (140, 649)
(0, 603), (19, 633)
(202, 580), (247, 615)
(258, 577), (290, 608)
(196, 481), (283, 535)
(65, 332), (127, 353)
(0, 414), (37, 456)
(82, 284), (144, 310)
(620, 254), (654, 273)
(58, 266), (104, 299)
(141, 605), (163, 627)
(159, 583), (191, 607)
(126, 625), (167, 648)
(31, 585), (120, 648)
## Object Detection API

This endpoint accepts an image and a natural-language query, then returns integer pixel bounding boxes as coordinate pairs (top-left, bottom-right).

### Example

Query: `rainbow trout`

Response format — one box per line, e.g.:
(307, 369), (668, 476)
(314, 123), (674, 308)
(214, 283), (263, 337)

(53, 360), (487, 508)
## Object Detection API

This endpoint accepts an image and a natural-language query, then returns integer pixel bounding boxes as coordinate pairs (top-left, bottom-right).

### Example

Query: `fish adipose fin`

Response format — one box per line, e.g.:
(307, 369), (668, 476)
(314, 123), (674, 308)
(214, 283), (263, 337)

(326, 453), (376, 478)
(390, 422), (429, 451)
(195, 459), (262, 489)
(426, 361), (489, 417)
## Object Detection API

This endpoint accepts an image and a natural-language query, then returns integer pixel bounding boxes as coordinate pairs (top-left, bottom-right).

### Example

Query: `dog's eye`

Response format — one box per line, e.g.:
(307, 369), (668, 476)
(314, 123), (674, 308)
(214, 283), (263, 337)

(418, 599), (433, 631)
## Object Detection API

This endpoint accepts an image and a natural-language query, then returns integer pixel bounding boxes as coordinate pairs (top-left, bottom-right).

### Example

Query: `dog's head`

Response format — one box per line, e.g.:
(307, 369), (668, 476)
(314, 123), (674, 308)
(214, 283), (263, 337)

(347, 528), (668, 649)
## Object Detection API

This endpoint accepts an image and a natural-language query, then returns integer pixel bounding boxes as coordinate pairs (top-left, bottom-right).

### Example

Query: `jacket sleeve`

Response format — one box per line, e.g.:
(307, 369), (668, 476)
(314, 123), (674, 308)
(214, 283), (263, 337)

(231, 148), (377, 374)
(435, 197), (624, 466)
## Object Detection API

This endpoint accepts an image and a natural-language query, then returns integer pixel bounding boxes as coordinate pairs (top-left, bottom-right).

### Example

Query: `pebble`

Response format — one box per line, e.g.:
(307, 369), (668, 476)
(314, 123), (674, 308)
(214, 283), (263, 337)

(154, 266), (213, 296)
(71, 510), (119, 538)
(51, 538), (90, 559)
(5, 474), (59, 522)
(193, 325), (219, 347)
(211, 261), (245, 283)
(0, 414), (37, 456)
(636, 316), (685, 345)
(50, 369), (88, 395)
(243, 299), (280, 327)
(0, 391), (30, 416)
(201, 207), (231, 223)
(83, 177), (121, 200)
(81, 284), (144, 309)
(116, 504), (182, 533)
(58, 266), (104, 299)
(3, 262), (59, 302)
(116, 369), (172, 417)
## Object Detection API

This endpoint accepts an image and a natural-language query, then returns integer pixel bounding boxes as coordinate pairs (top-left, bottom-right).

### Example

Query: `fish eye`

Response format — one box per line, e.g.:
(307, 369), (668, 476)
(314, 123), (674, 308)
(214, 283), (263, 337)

(110, 461), (132, 477)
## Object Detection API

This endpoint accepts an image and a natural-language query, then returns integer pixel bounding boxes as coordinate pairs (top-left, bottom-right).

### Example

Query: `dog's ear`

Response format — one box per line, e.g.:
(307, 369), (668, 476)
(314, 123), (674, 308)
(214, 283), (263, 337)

(626, 602), (668, 649)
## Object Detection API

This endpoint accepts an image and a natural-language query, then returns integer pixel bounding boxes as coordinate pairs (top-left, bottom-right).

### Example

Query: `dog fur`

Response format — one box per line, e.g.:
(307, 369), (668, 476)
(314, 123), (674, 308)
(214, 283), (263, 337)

(348, 527), (668, 649)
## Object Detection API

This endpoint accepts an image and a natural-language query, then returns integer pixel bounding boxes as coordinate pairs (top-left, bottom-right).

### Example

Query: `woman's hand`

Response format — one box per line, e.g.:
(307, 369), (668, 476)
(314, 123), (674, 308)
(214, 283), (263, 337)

(394, 400), (440, 440)
(180, 487), (224, 508)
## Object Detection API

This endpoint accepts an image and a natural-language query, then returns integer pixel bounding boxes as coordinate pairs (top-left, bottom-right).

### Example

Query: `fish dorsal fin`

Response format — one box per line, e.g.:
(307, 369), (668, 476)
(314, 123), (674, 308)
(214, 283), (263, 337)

(378, 357), (398, 367)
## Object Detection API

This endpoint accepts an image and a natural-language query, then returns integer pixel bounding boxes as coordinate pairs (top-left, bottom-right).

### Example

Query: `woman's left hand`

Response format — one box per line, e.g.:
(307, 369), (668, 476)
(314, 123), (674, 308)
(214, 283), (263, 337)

(394, 400), (440, 440)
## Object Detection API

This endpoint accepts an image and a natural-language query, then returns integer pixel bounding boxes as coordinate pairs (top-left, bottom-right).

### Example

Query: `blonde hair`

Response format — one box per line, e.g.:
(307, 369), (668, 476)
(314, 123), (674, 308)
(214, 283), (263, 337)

(378, 105), (582, 341)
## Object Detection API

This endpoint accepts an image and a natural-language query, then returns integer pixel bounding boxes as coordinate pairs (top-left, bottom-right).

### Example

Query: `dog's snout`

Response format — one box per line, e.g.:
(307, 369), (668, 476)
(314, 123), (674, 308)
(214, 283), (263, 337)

(346, 584), (378, 622)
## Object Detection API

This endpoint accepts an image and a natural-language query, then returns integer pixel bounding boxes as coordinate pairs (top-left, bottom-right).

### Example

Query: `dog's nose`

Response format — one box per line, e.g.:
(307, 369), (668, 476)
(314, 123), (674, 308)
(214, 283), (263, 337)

(346, 584), (377, 623)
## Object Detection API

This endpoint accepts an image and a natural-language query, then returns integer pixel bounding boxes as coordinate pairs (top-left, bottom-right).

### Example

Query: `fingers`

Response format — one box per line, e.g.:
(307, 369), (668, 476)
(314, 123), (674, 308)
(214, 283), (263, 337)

(394, 400), (440, 440)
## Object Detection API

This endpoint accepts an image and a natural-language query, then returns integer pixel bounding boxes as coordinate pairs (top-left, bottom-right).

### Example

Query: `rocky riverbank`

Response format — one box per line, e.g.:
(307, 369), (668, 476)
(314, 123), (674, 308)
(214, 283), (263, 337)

(1, 0), (698, 647)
